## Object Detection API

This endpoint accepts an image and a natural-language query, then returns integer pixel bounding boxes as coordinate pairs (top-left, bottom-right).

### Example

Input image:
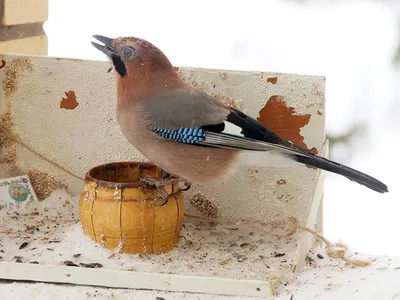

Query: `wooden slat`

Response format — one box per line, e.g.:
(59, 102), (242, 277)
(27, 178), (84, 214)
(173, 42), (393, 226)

(0, 261), (272, 298)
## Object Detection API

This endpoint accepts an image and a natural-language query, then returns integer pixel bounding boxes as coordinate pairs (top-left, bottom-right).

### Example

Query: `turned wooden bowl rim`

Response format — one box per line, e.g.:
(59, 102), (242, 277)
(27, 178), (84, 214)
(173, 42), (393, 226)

(84, 161), (171, 189)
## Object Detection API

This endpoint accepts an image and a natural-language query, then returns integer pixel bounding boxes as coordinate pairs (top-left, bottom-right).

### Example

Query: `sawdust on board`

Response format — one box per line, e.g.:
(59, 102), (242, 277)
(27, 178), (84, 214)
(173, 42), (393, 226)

(0, 58), (33, 165)
(0, 189), (374, 297)
(26, 168), (68, 200)
(0, 110), (16, 164)
(2, 58), (33, 98)
(0, 190), (300, 288)
(190, 193), (219, 219)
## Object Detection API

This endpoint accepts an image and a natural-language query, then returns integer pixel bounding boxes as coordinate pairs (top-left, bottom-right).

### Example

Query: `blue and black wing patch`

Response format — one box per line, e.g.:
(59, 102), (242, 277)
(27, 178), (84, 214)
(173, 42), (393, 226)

(152, 127), (206, 144)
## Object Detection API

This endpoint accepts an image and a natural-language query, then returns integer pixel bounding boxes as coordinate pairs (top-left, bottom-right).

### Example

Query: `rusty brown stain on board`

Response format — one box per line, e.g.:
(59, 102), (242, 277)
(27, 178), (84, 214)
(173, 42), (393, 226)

(267, 77), (278, 84)
(257, 95), (318, 155)
(0, 60), (5, 69)
(317, 110), (322, 115)
(277, 179), (287, 185)
(2, 58), (33, 98)
(60, 91), (79, 110)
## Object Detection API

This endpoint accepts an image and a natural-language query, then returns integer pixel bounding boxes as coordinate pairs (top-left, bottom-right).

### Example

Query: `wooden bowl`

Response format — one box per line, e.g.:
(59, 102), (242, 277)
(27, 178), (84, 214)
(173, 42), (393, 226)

(79, 161), (184, 254)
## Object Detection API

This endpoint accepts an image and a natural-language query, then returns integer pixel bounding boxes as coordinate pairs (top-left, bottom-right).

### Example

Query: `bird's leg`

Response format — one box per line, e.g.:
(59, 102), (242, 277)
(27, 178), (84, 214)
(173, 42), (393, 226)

(140, 174), (191, 206)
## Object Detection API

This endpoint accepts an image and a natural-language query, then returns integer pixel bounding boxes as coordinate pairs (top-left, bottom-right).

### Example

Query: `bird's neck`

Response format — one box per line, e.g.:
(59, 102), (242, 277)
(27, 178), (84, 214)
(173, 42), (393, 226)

(116, 67), (182, 107)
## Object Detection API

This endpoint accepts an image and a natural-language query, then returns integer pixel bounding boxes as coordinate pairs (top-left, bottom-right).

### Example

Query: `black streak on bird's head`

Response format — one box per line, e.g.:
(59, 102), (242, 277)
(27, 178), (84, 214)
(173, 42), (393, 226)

(91, 35), (175, 79)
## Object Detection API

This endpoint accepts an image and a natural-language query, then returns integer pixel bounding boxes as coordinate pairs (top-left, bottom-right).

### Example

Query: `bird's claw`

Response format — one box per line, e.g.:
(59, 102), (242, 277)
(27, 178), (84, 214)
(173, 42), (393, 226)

(140, 175), (190, 206)
(180, 181), (191, 191)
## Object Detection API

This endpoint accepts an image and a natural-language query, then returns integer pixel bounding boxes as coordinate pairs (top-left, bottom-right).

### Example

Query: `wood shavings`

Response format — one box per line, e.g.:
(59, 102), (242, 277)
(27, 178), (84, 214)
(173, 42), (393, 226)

(219, 72), (229, 80)
(0, 110), (16, 164)
(0, 190), (300, 283)
(27, 168), (68, 200)
(248, 168), (258, 180)
(190, 193), (219, 219)
(0, 111), (13, 148)
(2, 58), (33, 98)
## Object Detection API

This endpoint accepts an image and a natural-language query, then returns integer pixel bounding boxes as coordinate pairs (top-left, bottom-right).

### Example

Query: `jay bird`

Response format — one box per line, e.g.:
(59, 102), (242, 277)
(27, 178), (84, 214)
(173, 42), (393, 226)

(91, 35), (388, 202)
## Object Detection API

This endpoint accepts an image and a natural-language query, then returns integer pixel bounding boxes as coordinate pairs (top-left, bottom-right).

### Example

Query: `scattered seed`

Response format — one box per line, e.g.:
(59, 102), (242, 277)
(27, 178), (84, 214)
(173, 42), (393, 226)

(19, 242), (29, 249)
(317, 254), (324, 259)
(79, 263), (91, 268)
(274, 253), (285, 258)
(219, 259), (231, 265)
(46, 248), (54, 251)
(240, 243), (250, 248)
(306, 256), (315, 264)
(49, 240), (61, 243)
(16, 258), (22, 263)
(73, 253), (81, 258)
(156, 297), (165, 300)
(237, 256), (247, 262)
(86, 263), (103, 268)
(29, 261), (39, 264)
(65, 262), (79, 267)
(13, 256), (22, 260)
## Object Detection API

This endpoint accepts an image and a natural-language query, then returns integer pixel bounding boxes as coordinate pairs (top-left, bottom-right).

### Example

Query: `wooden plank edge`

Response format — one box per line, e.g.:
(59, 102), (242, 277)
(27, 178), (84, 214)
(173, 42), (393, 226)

(0, 261), (272, 298)
(293, 139), (329, 272)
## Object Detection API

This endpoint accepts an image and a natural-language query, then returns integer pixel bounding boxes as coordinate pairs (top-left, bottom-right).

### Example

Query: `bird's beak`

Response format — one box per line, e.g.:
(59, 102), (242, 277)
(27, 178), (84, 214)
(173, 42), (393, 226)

(91, 35), (119, 58)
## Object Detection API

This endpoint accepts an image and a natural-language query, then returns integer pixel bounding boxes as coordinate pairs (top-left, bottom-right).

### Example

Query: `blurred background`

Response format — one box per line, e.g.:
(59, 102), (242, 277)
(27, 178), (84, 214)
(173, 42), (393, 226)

(44, 0), (399, 255)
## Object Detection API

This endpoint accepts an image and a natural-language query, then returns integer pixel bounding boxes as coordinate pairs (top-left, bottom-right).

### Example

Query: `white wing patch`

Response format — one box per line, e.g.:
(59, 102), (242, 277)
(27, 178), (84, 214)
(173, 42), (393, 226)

(222, 121), (245, 137)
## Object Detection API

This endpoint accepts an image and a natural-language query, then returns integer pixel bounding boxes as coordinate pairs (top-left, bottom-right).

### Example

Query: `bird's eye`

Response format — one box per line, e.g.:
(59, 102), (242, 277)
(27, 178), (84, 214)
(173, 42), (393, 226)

(123, 46), (136, 59)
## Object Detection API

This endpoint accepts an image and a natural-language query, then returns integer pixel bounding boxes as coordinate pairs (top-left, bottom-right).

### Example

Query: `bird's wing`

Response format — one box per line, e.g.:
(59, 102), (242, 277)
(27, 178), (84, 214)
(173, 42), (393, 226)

(139, 87), (310, 157)
(139, 87), (388, 193)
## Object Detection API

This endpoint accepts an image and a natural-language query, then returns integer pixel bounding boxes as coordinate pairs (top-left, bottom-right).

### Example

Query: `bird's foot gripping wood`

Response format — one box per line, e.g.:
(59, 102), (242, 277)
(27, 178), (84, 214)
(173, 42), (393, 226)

(140, 174), (191, 206)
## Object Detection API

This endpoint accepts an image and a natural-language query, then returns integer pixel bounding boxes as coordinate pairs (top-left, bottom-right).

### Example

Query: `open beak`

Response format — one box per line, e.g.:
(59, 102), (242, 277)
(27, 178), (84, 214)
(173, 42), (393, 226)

(91, 34), (127, 77)
(91, 35), (119, 57)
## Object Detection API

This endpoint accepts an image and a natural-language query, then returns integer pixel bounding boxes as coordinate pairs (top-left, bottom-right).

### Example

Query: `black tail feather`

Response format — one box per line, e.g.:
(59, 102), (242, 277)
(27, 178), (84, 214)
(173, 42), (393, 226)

(295, 154), (388, 193)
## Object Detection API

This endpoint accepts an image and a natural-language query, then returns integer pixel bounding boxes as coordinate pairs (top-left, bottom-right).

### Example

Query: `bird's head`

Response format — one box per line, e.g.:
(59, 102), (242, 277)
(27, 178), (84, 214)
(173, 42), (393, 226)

(91, 35), (176, 80)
